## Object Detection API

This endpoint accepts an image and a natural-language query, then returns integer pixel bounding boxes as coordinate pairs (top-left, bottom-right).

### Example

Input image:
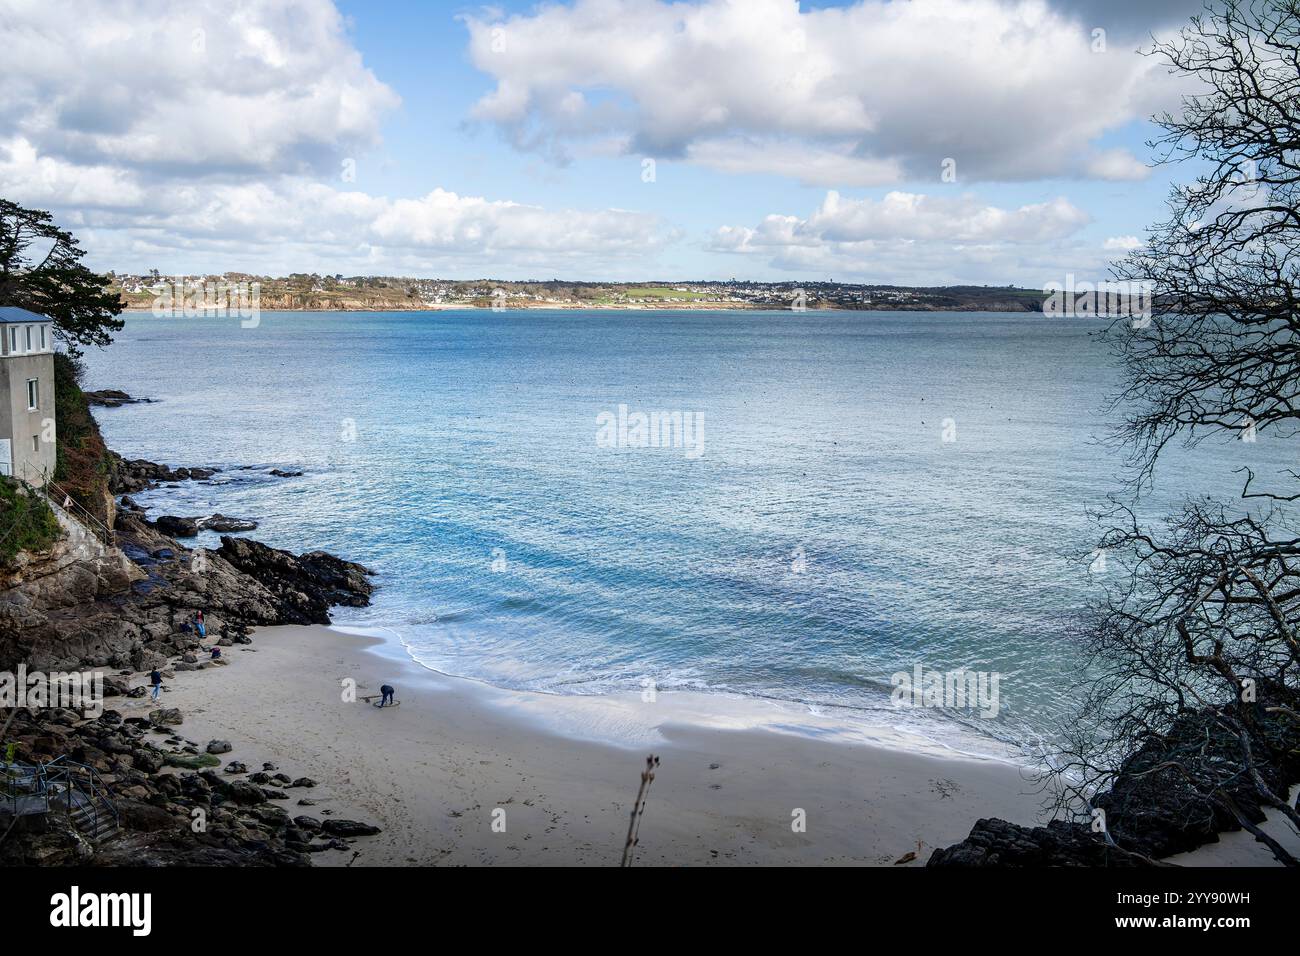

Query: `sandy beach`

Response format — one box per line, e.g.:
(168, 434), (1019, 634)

(110, 624), (1057, 866)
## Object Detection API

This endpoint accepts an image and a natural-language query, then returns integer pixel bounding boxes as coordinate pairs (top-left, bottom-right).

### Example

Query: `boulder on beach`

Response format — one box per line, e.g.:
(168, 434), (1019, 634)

(148, 708), (183, 727)
(321, 819), (382, 837)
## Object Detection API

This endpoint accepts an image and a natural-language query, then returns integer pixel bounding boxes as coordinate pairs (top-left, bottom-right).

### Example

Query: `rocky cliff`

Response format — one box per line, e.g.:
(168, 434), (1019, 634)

(929, 684), (1300, 866)
(0, 505), (373, 673)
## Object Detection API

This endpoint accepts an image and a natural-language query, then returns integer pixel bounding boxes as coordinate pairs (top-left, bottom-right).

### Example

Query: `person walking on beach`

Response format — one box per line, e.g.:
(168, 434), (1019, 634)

(150, 668), (163, 701)
(379, 684), (395, 707)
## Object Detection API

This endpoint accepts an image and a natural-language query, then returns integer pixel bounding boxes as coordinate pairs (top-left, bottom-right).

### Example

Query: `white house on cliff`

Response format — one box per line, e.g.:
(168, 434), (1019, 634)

(0, 306), (56, 487)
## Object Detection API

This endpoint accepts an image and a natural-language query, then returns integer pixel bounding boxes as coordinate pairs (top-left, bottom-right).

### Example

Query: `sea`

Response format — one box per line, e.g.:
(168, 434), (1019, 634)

(80, 309), (1293, 755)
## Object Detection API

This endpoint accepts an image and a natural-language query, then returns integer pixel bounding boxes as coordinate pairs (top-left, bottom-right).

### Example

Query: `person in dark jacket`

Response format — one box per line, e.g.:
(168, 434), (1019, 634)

(150, 669), (163, 700)
(379, 684), (395, 707)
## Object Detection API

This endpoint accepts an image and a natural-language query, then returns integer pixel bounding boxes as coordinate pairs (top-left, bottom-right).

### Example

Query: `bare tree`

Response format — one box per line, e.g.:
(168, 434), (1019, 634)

(1054, 0), (1300, 865)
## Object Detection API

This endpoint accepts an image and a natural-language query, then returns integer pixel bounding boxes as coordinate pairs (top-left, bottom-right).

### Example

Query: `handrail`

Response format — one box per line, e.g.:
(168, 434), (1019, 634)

(10, 463), (115, 547)
(41, 477), (114, 546)
(40, 755), (119, 833)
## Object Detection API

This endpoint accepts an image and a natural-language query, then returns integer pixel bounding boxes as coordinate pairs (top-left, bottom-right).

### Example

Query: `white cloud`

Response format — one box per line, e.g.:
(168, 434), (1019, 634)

(0, 0), (400, 178)
(0, 138), (667, 275)
(713, 189), (1096, 284)
(1084, 148), (1151, 182)
(0, 1), (668, 277)
(464, 0), (1183, 185)
(1103, 234), (1143, 251)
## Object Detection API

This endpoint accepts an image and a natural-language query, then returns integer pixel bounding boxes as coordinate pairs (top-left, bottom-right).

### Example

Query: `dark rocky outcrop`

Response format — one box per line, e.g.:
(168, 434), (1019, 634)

(83, 389), (155, 408)
(152, 515), (198, 538)
(930, 685), (1300, 867)
(146, 513), (258, 535)
(215, 536), (374, 625)
(108, 453), (219, 495)
(927, 818), (1146, 867)
(1, 495), (372, 674)
(199, 514), (257, 533)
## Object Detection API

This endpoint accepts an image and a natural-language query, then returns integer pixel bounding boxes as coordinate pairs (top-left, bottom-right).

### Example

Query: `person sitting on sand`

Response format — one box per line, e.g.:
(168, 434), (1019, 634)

(379, 684), (395, 707)
(150, 669), (163, 700)
(210, 645), (221, 659)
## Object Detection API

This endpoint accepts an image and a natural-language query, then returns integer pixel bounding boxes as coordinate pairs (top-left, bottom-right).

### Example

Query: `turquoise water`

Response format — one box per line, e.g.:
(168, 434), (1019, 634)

(81, 310), (1293, 751)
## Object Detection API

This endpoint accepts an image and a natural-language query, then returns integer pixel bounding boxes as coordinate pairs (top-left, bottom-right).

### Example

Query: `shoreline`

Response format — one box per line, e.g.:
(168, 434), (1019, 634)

(116, 304), (1042, 314)
(125, 623), (1051, 866)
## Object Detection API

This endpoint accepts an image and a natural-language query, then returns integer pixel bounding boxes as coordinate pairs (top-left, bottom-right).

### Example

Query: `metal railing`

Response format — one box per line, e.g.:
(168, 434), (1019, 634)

(41, 755), (119, 836)
(8, 462), (114, 547)
(0, 760), (45, 819)
(0, 755), (119, 838)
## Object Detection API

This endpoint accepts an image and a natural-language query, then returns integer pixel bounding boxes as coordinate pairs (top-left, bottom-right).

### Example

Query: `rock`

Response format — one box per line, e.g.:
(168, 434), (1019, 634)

(320, 819), (382, 838)
(293, 815), (322, 832)
(107, 453), (220, 494)
(226, 780), (267, 806)
(927, 818), (1146, 867)
(116, 799), (180, 832)
(153, 516), (198, 538)
(290, 777), (317, 789)
(84, 389), (154, 408)
(101, 675), (130, 697)
(148, 708), (183, 727)
(216, 537), (374, 623)
(224, 761), (248, 774)
(931, 685), (1300, 866)
(206, 740), (232, 754)
(262, 762), (278, 771)
(250, 772), (271, 784)
(269, 469), (303, 478)
(197, 514), (258, 533)
(132, 750), (163, 773)
(305, 839), (349, 853)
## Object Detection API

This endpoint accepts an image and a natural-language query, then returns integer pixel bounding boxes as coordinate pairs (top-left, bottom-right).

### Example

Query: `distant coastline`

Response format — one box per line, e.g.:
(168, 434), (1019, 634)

(109, 274), (1048, 314)
(119, 301), (1044, 313)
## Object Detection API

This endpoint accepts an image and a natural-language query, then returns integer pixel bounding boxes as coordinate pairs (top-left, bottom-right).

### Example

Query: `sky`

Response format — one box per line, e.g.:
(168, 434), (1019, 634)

(0, 0), (1209, 285)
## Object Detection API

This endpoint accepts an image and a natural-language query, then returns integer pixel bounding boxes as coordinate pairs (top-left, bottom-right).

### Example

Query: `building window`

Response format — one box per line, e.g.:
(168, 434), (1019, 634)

(39, 325), (46, 350)
(8, 327), (16, 353)
(32, 436), (39, 453)
(26, 378), (38, 410)
(25, 326), (32, 351)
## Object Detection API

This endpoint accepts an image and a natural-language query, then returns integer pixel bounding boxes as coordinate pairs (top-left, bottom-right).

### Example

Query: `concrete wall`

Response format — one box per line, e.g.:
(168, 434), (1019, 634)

(0, 352), (56, 486)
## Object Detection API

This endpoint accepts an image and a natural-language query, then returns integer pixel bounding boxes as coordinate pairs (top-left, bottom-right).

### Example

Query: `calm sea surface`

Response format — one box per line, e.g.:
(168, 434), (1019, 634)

(81, 310), (1292, 752)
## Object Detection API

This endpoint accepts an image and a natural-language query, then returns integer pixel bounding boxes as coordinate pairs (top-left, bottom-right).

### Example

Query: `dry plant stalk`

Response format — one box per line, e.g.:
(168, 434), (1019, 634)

(620, 754), (660, 867)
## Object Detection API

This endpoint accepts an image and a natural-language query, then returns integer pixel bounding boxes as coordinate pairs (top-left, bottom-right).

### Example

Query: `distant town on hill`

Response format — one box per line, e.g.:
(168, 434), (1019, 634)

(107, 272), (1051, 312)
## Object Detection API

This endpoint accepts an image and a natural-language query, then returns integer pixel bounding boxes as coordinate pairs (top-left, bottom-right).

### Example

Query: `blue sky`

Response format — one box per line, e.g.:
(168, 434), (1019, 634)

(0, 0), (1208, 285)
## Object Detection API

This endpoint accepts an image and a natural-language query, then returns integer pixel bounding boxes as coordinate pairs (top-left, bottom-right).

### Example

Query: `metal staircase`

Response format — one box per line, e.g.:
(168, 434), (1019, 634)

(1, 755), (120, 843)
(43, 756), (120, 842)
